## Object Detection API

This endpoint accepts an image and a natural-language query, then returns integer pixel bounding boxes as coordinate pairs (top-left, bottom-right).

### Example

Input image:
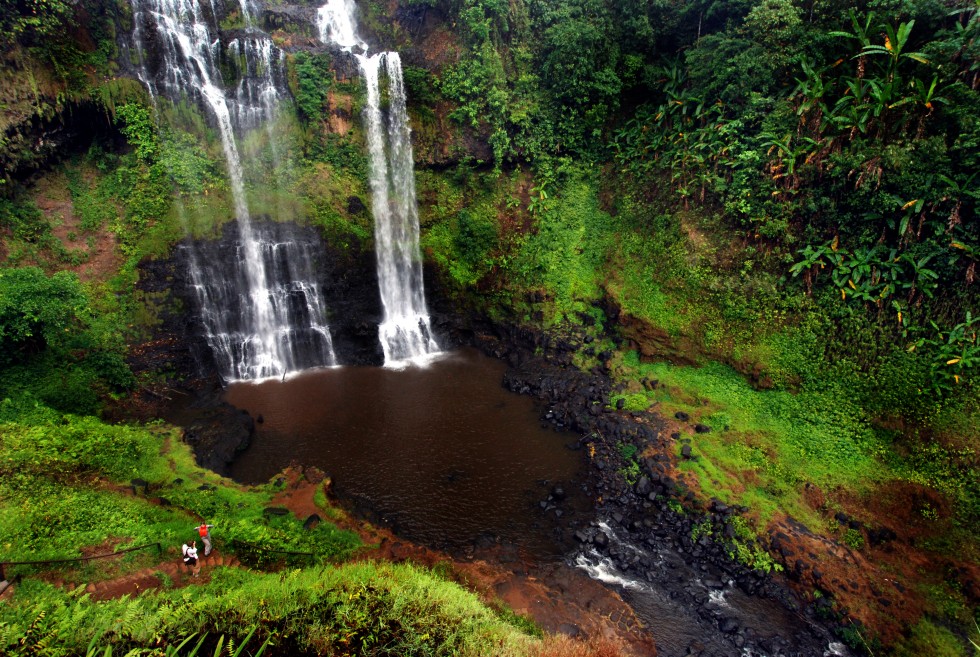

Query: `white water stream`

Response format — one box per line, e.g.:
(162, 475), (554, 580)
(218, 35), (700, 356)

(130, 0), (337, 380)
(317, 0), (440, 366)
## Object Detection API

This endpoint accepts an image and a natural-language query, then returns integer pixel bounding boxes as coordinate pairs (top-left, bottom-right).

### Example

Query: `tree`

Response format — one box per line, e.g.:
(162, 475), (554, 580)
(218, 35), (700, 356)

(531, 0), (623, 150)
(0, 267), (87, 363)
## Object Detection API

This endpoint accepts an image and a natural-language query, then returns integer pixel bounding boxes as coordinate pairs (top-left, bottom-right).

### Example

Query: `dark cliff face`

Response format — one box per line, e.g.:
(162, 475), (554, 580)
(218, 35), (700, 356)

(0, 75), (124, 184)
(163, 219), (388, 375)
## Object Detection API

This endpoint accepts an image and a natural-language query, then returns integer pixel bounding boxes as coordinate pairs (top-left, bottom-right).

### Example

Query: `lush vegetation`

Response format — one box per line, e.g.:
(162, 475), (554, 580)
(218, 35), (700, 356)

(404, 1), (979, 654)
(0, 267), (133, 415)
(0, 562), (544, 656)
(0, 397), (556, 655)
(0, 270), (543, 653)
(1, 0), (978, 654)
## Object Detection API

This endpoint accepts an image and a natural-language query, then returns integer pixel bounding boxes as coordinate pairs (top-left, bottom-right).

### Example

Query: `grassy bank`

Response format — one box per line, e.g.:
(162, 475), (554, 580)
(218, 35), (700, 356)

(417, 162), (978, 655)
(0, 396), (558, 655)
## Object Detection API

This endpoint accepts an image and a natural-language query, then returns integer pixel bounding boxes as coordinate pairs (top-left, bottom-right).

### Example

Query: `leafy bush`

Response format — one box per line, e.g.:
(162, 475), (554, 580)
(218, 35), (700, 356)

(0, 267), (134, 414)
(291, 52), (334, 123)
(0, 416), (159, 483)
(511, 180), (610, 322)
(0, 198), (53, 244)
(0, 0), (75, 50)
(65, 168), (117, 233)
(0, 267), (87, 363)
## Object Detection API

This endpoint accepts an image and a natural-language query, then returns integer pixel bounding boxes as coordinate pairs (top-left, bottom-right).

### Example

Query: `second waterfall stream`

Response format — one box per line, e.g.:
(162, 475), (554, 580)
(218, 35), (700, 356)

(318, 0), (441, 366)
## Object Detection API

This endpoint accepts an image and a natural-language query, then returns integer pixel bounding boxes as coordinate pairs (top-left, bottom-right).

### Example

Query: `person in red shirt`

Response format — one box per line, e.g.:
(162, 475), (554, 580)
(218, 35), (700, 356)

(196, 523), (214, 556)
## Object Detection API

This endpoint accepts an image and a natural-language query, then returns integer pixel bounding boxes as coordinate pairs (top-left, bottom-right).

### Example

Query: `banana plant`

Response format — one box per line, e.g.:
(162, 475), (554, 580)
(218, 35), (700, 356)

(912, 311), (979, 390)
(829, 10), (877, 51)
(830, 246), (883, 301)
(887, 197), (926, 243)
(829, 10), (878, 79)
(789, 240), (841, 293)
(904, 74), (946, 111)
(937, 172), (979, 231)
(900, 252), (940, 300)
(760, 132), (818, 179)
(858, 19), (930, 83)
(831, 77), (874, 137)
(793, 60), (835, 134)
(866, 77), (905, 117)
(946, 5), (980, 85)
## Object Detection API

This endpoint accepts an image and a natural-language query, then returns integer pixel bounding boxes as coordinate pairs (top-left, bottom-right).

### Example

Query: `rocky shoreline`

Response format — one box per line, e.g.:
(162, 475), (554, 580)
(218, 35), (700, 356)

(453, 318), (850, 657)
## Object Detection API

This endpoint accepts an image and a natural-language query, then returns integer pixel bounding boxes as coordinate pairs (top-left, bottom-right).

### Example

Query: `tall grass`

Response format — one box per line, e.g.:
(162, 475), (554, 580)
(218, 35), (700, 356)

(0, 563), (542, 656)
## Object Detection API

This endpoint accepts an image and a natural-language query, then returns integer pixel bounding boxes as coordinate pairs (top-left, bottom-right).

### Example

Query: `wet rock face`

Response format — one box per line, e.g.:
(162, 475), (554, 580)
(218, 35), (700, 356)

(168, 219), (386, 372)
(132, 220), (387, 470)
(182, 399), (256, 475)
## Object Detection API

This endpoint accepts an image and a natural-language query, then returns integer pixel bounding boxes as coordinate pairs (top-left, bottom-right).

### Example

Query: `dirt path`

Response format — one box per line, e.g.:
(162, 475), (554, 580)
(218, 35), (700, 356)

(81, 552), (241, 601)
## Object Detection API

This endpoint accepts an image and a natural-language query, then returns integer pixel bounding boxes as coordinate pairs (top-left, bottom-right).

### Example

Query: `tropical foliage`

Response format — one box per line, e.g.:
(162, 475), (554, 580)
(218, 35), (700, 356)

(1, 0), (978, 655)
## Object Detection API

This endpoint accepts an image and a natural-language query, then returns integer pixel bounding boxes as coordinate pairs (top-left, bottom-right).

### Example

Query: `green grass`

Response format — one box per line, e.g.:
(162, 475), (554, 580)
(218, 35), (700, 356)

(0, 561), (541, 656)
(891, 618), (970, 657)
(0, 410), (360, 570)
(0, 399), (550, 656)
(611, 347), (978, 574)
(614, 353), (886, 528)
(511, 181), (612, 324)
(610, 229), (692, 338)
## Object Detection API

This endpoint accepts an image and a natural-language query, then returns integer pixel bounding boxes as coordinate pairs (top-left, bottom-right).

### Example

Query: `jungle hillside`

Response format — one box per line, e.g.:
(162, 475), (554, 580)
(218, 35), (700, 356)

(1, 0), (978, 655)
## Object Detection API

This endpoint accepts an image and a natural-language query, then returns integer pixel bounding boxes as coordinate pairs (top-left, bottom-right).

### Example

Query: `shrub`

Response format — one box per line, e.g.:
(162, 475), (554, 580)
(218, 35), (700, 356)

(0, 267), (87, 363)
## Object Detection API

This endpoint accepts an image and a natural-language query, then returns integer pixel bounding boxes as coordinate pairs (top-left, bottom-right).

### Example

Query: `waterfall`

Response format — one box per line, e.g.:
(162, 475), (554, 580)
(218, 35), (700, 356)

(317, 1), (440, 365)
(130, 0), (337, 380)
(179, 222), (338, 379)
(317, 0), (368, 52)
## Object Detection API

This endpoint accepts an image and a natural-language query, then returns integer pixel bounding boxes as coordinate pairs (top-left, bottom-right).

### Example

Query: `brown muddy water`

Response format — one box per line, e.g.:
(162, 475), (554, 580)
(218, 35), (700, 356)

(226, 347), (592, 560)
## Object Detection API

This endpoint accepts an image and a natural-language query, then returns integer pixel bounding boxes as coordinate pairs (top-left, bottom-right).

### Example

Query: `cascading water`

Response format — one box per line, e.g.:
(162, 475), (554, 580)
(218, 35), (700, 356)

(179, 221), (338, 379)
(317, 0), (368, 52)
(573, 520), (855, 657)
(129, 0), (337, 380)
(317, 0), (440, 365)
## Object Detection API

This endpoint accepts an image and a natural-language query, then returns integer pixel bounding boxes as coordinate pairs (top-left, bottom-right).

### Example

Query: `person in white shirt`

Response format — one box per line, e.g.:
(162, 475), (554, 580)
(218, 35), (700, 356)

(181, 540), (200, 577)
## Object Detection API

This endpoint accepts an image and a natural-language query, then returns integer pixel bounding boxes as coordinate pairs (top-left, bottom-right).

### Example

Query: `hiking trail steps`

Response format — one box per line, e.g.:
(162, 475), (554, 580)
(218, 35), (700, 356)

(79, 552), (242, 601)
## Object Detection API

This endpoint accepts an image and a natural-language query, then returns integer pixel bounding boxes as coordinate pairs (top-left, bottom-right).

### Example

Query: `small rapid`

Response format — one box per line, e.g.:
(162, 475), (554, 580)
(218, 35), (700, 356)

(573, 519), (854, 657)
